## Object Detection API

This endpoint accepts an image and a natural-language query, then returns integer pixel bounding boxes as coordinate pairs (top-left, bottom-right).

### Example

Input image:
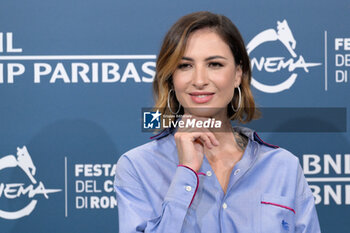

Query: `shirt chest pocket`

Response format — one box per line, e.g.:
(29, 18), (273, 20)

(260, 194), (295, 233)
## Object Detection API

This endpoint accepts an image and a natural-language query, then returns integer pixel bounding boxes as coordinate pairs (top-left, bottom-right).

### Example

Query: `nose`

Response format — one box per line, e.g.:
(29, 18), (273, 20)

(192, 65), (209, 89)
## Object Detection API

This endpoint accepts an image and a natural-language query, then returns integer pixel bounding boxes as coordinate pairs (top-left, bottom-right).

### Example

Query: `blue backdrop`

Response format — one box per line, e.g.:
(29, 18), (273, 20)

(0, 0), (349, 232)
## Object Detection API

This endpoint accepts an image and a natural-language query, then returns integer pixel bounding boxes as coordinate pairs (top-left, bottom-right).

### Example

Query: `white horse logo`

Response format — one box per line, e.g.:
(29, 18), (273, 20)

(0, 146), (37, 184)
(0, 146), (61, 220)
(247, 20), (321, 93)
(247, 20), (297, 58)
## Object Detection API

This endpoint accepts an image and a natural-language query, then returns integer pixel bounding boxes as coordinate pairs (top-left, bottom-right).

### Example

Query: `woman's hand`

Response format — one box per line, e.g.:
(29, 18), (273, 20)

(174, 115), (220, 172)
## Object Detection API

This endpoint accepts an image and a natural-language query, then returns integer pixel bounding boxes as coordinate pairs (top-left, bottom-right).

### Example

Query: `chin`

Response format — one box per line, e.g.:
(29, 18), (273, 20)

(185, 106), (222, 118)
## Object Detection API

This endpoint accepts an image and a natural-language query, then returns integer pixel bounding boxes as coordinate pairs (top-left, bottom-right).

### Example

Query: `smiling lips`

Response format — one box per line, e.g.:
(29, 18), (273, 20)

(189, 92), (215, 104)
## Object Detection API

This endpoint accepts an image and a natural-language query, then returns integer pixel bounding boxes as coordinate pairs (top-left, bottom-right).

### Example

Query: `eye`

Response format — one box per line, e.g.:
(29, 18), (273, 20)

(208, 62), (223, 68)
(177, 63), (192, 70)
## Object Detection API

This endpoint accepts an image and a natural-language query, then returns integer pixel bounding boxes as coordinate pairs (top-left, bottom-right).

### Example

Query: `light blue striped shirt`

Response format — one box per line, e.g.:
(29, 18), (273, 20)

(114, 125), (321, 233)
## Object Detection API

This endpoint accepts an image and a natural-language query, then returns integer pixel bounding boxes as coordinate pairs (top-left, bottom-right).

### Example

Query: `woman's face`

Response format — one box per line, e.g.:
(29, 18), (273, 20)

(172, 28), (242, 119)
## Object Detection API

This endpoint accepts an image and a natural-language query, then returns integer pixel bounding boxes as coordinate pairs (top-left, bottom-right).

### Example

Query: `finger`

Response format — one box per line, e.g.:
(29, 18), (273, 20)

(191, 132), (213, 149)
(198, 128), (219, 147)
(197, 133), (214, 149)
(205, 131), (220, 146)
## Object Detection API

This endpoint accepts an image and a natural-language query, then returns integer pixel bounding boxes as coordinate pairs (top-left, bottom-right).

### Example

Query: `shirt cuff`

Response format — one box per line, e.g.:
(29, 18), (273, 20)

(164, 165), (199, 208)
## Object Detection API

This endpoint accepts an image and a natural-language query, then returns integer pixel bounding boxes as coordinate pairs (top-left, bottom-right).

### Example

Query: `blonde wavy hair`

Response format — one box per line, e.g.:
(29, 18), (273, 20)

(152, 11), (259, 127)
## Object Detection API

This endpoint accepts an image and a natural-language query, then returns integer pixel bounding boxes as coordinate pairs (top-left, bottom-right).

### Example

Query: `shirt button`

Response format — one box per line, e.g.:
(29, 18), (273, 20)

(206, 171), (212, 176)
(222, 203), (227, 209)
(234, 169), (240, 175)
(185, 186), (192, 192)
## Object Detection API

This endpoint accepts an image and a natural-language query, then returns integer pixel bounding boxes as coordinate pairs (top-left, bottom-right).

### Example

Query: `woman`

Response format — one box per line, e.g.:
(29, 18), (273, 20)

(114, 11), (321, 233)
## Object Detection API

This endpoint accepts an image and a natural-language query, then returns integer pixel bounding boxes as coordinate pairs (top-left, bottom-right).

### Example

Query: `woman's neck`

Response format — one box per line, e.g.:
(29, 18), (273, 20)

(181, 110), (248, 160)
(204, 118), (248, 164)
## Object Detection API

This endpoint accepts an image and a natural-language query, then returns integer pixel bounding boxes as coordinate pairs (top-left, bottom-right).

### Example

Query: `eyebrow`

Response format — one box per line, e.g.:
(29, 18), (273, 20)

(181, 56), (228, 61)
